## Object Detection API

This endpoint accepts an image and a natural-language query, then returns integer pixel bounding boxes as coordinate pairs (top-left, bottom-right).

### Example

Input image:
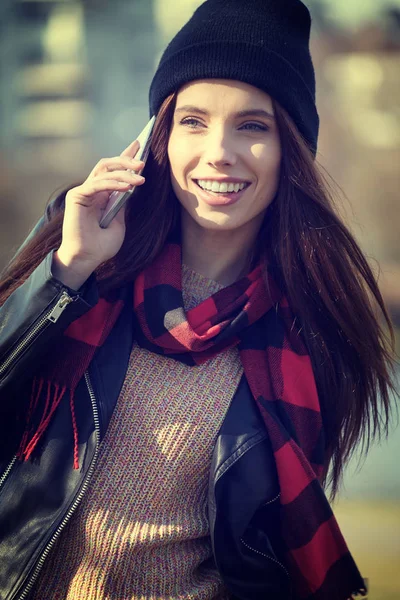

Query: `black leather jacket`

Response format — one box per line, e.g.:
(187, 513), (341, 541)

(0, 224), (293, 600)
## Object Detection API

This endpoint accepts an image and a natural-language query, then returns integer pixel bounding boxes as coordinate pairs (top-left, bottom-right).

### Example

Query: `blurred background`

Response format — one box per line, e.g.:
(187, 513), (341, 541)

(0, 0), (399, 597)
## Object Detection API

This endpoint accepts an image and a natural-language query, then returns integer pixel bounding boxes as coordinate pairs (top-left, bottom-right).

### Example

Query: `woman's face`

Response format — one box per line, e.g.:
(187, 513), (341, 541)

(167, 79), (282, 233)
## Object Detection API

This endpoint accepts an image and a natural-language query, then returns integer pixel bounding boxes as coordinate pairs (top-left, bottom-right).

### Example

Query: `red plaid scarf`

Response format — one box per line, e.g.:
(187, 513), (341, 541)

(19, 241), (366, 600)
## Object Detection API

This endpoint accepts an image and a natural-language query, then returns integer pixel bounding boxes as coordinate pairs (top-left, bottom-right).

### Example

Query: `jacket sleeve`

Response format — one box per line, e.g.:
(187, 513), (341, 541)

(0, 250), (98, 396)
(0, 195), (98, 396)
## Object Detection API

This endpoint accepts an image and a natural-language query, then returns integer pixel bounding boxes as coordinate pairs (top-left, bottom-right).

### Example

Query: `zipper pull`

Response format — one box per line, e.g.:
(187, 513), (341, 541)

(48, 291), (74, 323)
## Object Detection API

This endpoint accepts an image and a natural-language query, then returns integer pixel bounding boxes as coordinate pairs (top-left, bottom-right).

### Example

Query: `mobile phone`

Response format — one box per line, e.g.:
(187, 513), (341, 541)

(99, 116), (155, 228)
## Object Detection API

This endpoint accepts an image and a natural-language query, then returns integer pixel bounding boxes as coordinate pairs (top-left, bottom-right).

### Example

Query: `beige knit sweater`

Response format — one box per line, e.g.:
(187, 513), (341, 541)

(32, 266), (243, 599)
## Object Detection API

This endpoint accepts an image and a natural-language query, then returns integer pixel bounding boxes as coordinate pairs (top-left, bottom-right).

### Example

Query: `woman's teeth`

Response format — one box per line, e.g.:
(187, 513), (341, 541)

(197, 180), (247, 193)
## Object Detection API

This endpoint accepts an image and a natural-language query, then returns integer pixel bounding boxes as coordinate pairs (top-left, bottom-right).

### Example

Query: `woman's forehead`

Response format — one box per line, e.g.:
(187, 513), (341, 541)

(175, 79), (274, 112)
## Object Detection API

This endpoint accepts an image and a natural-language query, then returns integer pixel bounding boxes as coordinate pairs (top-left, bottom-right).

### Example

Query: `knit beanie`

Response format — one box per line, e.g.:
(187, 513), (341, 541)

(149, 0), (319, 153)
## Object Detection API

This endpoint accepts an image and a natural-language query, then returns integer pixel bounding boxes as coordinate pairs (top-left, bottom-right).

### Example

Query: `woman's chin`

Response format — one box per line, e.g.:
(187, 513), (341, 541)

(189, 207), (244, 232)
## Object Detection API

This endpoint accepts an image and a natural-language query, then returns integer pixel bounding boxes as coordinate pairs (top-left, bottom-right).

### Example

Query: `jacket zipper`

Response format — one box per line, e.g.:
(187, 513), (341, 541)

(240, 489), (289, 581)
(0, 290), (74, 380)
(263, 492), (280, 506)
(240, 489), (289, 584)
(16, 371), (101, 600)
(240, 538), (290, 578)
(0, 455), (17, 493)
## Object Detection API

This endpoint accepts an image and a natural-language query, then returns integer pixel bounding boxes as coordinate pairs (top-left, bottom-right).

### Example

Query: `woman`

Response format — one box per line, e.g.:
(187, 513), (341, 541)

(0, 0), (396, 599)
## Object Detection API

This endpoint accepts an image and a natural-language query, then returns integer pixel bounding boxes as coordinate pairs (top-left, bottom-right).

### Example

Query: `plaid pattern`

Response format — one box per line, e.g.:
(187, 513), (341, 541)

(19, 241), (366, 600)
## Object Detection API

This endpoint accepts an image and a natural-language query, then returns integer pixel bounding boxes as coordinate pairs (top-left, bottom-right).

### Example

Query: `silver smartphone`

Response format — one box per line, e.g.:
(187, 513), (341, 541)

(99, 116), (156, 228)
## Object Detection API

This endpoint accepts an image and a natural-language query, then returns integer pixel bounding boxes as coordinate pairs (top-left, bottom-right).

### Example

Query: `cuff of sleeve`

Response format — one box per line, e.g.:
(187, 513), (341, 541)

(46, 250), (99, 309)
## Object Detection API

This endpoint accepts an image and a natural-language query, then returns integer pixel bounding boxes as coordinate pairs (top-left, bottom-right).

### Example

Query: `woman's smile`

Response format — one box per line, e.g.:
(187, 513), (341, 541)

(192, 178), (252, 206)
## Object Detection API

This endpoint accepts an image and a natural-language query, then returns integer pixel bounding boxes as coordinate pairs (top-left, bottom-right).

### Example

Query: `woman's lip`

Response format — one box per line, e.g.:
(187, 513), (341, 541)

(193, 181), (250, 206)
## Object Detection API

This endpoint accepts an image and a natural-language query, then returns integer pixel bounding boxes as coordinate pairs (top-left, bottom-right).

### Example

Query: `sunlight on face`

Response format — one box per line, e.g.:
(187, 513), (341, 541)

(167, 79), (282, 234)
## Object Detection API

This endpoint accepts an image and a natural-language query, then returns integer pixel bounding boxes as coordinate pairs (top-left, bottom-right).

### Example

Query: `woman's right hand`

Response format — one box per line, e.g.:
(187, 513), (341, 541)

(52, 139), (146, 290)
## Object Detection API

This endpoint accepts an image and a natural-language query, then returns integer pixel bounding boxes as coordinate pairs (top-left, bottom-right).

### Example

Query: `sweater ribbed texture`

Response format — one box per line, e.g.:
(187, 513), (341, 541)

(32, 265), (243, 599)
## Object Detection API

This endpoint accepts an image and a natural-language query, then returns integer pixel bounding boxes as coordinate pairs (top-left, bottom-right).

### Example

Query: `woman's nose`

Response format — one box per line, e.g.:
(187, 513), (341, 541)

(203, 128), (237, 168)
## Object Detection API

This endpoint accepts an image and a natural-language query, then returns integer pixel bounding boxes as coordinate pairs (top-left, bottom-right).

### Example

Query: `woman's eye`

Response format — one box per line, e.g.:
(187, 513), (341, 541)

(240, 122), (270, 132)
(180, 117), (204, 129)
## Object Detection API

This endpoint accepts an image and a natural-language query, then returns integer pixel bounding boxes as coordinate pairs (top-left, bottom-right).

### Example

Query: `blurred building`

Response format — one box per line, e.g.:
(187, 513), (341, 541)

(0, 0), (157, 261)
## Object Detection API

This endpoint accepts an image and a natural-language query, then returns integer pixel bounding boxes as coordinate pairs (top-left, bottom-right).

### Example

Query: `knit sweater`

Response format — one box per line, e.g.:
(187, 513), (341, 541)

(32, 265), (244, 599)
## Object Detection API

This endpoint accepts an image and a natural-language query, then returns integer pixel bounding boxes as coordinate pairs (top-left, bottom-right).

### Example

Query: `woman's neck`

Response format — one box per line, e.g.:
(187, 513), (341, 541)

(181, 212), (260, 287)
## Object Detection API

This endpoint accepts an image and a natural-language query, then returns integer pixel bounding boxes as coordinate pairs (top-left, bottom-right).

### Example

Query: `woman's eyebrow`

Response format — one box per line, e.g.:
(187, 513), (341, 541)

(236, 109), (275, 120)
(174, 106), (275, 120)
(174, 105), (208, 116)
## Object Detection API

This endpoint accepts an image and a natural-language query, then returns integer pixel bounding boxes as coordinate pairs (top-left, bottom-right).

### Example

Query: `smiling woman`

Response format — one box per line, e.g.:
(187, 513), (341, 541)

(0, 1), (397, 599)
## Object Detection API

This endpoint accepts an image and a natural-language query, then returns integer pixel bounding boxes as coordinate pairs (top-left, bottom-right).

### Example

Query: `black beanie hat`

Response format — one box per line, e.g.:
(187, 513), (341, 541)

(149, 0), (319, 153)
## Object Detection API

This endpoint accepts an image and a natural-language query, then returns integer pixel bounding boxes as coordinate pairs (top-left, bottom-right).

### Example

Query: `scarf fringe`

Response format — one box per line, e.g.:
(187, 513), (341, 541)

(348, 579), (368, 598)
(18, 377), (79, 470)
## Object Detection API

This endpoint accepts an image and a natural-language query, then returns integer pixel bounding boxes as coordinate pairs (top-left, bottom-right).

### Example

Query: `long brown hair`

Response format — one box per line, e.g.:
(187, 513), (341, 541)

(0, 91), (397, 497)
